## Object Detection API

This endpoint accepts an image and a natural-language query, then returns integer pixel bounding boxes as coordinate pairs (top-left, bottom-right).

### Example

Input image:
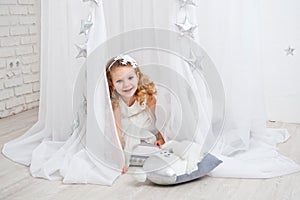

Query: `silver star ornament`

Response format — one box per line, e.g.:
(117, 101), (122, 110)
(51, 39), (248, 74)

(82, 0), (100, 6)
(80, 14), (93, 35)
(81, 95), (87, 114)
(185, 49), (204, 71)
(284, 46), (295, 56)
(71, 113), (80, 132)
(75, 44), (87, 58)
(178, 0), (197, 8)
(175, 17), (198, 38)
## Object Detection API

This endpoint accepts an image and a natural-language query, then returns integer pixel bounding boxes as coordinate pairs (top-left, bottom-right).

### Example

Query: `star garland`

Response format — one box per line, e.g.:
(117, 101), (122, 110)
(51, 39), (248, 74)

(175, 0), (202, 71)
(75, 0), (100, 59)
(73, 1), (100, 132)
(175, 0), (198, 39)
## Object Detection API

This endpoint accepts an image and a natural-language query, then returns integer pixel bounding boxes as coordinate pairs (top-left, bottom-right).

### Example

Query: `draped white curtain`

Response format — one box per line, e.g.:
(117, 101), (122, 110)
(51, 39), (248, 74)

(2, 0), (300, 185)
(194, 1), (300, 177)
(261, 0), (300, 123)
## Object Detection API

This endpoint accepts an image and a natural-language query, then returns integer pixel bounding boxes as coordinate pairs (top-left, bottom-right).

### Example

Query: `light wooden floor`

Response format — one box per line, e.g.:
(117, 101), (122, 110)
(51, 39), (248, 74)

(0, 108), (300, 200)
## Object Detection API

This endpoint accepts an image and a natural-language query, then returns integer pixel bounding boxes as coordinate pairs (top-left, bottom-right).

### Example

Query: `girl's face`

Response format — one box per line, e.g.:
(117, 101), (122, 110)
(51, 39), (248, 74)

(110, 65), (139, 101)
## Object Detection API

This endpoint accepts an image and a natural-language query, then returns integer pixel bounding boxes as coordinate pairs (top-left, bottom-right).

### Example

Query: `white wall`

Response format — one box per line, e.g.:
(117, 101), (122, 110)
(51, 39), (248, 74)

(261, 0), (300, 123)
(0, 0), (40, 118)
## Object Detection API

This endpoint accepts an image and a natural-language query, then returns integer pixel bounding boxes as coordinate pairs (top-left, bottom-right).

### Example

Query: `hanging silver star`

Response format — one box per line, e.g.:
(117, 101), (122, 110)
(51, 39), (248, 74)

(178, 0), (197, 8)
(185, 49), (204, 71)
(80, 14), (93, 36)
(75, 44), (87, 58)
(284, 46), (295, 56)
(82, 0), (100, 6)
(71, 113), (80, 132)
(175, 17), (198, 39)
(81, 95), (87, 114)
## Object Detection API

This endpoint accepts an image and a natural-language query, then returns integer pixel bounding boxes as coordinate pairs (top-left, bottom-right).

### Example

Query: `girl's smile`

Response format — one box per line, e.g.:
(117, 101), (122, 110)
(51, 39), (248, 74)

(122, 88), (133, 93)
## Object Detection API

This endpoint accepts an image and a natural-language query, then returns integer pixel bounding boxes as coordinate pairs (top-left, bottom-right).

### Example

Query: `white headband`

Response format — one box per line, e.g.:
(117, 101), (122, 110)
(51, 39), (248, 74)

(107, 54), (138, 71)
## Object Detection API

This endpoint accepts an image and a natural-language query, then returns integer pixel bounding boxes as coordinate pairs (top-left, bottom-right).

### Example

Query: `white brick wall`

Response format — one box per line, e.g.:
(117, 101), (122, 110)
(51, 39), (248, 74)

(0, 0), (40, 118)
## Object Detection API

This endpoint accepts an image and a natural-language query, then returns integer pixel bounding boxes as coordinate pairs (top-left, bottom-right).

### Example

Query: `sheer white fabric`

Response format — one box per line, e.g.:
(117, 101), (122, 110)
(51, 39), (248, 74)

(261, 1), (300, 123)
(2, 0), (300, 185)
(2, 0), (120, 185)
(193, 0), (300, 177)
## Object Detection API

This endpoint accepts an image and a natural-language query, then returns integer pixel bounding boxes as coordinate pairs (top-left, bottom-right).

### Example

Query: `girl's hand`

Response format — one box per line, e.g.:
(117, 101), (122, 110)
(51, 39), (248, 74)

(154, 132), (165, 148)
(154, 138), (165, 149)
(122, 166), (129, 174)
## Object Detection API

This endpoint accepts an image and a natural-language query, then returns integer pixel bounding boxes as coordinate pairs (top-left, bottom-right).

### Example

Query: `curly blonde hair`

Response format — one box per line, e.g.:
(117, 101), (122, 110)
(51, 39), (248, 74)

(106, 57), (157, 110)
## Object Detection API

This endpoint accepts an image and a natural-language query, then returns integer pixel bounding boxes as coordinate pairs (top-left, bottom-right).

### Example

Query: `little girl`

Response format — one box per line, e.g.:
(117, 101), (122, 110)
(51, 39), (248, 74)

(106, 54), (165, 174)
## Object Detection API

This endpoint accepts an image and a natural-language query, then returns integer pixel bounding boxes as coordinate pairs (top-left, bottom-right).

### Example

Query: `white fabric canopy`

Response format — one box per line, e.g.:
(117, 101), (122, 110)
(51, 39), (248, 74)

(2, 0), (300, 185)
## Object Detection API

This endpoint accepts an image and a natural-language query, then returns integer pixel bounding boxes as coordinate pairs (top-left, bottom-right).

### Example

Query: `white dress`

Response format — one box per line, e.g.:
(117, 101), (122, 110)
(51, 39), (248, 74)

(119, 98), (159, 165)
